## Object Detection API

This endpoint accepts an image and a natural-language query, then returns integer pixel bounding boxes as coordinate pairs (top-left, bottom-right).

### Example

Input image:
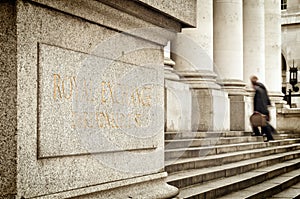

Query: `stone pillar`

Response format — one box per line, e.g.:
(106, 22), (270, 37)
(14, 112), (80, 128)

(0, 0), (197, 198)
(171, 0), (230, 132)
(265, 0), (283, 128)
(242, 0), (265, 131)
(243, 0), (265, 84)
(164, 41), (192, 132)
(213, 0), (249, 131)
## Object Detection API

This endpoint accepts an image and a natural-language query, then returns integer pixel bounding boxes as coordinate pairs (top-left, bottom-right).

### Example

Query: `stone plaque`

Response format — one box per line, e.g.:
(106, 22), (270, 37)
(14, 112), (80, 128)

(38, 43), (162, 158)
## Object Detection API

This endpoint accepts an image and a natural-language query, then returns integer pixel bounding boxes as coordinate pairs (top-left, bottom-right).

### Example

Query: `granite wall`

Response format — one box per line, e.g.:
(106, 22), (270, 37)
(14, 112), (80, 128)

(0, 0), (196, 198)
(0, 1), (17, 198)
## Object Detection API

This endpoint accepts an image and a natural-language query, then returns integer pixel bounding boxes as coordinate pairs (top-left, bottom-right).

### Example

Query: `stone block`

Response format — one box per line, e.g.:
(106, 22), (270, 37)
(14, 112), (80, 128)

(165, 79), (191, 131)
(191, 89), (230, 131)
(229, 95), (253, 131)
(1, 0), (196, 198)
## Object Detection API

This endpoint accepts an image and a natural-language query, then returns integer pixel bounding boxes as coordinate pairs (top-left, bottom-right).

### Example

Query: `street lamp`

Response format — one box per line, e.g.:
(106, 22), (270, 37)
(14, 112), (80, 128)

(289, 60), (299, 92)
(285, 60), (299, 107)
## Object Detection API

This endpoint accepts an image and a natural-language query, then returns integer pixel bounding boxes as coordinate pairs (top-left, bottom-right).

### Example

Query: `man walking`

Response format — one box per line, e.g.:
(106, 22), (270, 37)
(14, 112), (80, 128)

(250, 76), (274, 141)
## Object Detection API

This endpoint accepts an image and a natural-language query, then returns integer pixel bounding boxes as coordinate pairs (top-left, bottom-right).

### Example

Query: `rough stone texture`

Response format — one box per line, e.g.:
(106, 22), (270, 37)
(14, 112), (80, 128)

(136, 0), (196, 27)
(0, 0), (195, 198)
(0, 1), (17, 198)
(30, 0), (180, 45)
(16, 1), (164, 197)
(38, 43), (162, 158)
(74, 176), (179, 199)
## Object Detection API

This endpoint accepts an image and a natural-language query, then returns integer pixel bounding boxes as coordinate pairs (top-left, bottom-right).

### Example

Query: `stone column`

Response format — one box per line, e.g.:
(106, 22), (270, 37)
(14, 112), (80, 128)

(243, 0), (265, 84)
(242, 0), (265, 131)
(213, 0), (250, 131)
(265, 0), (283, 128)
(171, 0), (230, 131)
(164, 41), (192, 132)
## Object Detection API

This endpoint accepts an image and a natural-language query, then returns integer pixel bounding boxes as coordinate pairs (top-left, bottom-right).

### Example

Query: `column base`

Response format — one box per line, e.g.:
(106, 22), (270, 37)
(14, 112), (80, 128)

(268, 91), (285, 129)
(29, 172), (178, 199)
(165, 79), (192, 132)
(164, 57), (180, 81)
(191, 88), (230, 131)
(178, 70), (230, 131)
(222, 79), (251, 131)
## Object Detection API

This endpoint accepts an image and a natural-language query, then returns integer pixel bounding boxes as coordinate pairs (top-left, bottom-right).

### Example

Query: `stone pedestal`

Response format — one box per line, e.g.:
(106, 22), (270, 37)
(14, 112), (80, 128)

(179, 71), (230, 132)
(222, 80), (250, 131)
(277, 108), (300, 133)
(165, 79), (192, 132)
(0, 0), (196, 198)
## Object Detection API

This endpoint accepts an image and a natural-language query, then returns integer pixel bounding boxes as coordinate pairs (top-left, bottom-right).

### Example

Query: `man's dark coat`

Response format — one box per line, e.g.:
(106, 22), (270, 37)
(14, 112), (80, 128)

(254, 82), (271, 116)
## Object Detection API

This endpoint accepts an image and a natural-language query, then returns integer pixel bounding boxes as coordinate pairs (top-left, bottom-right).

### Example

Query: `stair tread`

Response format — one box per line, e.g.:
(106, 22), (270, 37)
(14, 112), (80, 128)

(165, 142), (300, 166)
(165, 137), (261, 142)
(217, 169), (300, 199)
(270, 181), (300, 198)
(165, 139), (300, 153)
(167, 149), (300, 182)
(165, 131), (252, 138)
(178, 159), (300, 198)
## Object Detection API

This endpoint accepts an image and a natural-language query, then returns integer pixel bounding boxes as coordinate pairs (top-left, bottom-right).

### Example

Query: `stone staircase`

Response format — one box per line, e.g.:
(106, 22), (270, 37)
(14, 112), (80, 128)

(165, 131), (300, 199)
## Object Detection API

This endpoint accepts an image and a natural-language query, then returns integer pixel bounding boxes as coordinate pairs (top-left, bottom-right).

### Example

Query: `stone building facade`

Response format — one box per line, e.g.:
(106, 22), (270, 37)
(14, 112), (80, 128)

(1, 0), (299, 198)
(0, 0), (195, 198)
(281, 0), (300, 107)
(165, 0), (284, 133)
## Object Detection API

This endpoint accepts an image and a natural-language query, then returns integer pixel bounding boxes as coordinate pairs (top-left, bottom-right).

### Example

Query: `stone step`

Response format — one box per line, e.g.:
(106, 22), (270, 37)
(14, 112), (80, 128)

(269, 181), (300, 199)
(177, 158), (300, 199)
(218, 169), (300, 199)
(165, 142), (300, 173)
(274, 133), (300, 140)
(167, 149), (300, 189)
(165, 139), (300, 160)
(165, 131), (252, 140)
(165, 136), (264, 149)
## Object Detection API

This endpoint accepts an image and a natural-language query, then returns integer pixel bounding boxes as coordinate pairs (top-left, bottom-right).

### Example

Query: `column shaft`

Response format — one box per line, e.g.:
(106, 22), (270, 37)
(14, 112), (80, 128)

(265, 0), (282, 93)
(243, 0), (265, 84)
(214, 0), (243, 80)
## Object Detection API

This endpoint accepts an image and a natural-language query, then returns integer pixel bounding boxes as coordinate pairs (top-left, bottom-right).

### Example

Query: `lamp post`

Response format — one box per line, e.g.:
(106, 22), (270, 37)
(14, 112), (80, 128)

(286, 60), (299, 107)
(289, 60), (299, 92)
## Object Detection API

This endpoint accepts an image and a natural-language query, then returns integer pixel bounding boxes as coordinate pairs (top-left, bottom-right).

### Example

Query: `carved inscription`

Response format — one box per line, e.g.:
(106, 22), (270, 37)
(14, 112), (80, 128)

(52, 73), (153, 129)
(38, 43), (160, 157)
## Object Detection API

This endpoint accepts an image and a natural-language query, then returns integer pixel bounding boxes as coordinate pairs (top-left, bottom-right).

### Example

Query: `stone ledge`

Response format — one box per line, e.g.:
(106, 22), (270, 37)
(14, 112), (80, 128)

(280, 107), (300, 116)
(281, 12), (300, 25)
(32, 172), (178, 199)
(135, 0), (196, 27)
(28, 0), (180, 45)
